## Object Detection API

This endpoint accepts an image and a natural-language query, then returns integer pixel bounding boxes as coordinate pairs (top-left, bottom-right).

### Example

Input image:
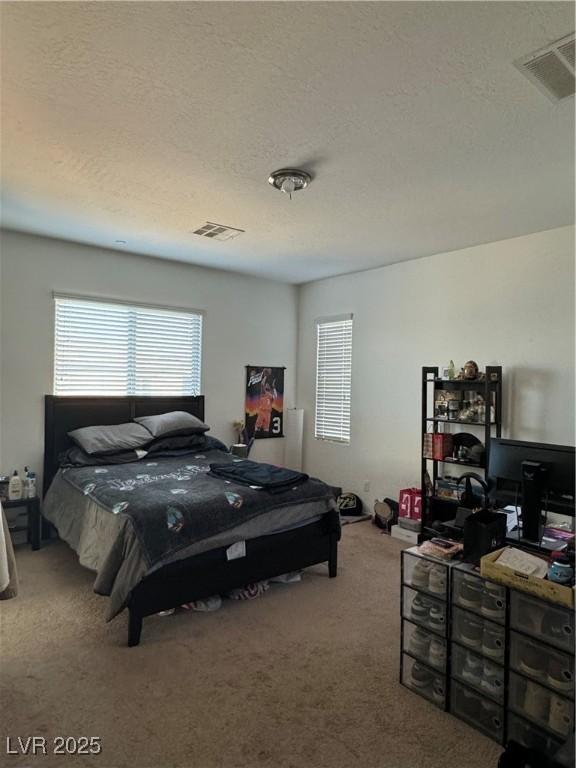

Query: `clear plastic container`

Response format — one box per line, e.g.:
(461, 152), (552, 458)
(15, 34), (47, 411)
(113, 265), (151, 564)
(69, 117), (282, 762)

(402, 548), (449, 600)
(402, 619), (447, 671)
(451, 606), (506, 663)
(451, 644), (505, 703)
(509, 672), (574, 739)
(450, 680), (504, 743)
(452, 566), (506, 624)
(510, 631), (574, 698)
(510, 591), (575, 653)
(401, 652), (446, 708)
(507, 712), (563, 757)
(402, 585), (447, 637)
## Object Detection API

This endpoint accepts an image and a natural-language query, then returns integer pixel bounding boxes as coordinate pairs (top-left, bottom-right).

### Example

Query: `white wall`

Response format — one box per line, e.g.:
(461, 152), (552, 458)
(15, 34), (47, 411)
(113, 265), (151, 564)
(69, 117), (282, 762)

(0, 231), (298, 483)
(2, 226), (574, 501)
(297, 226), (575, 504)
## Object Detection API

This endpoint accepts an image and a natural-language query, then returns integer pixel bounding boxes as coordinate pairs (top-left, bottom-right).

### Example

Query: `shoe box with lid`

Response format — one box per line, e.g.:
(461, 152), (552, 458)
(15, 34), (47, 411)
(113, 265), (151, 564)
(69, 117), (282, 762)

(400, 547), (455, 711)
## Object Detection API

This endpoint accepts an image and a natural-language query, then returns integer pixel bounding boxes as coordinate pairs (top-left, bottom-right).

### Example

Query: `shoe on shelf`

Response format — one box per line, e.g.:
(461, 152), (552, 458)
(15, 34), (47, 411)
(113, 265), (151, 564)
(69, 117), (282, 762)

(411, 559), (432, 590)
(481, 582), (506, 621)
(410, 662), (434, 691)
(462, 653), (483, 688)
(408, 627), (431, 659)
(547, 655), (574, 694)
(480, 661), (504, 699)
(429, 637), (446, 669)
(518, 640), (547, 681)
(548, 694), (573, 737)
(460, 614), (483, 650)
(411, 594), (432, 624)
(479, 699), (502, 734)
(542, 610), (573, 648)
(457, 574), (483, 610)
(429, 603), (446, 633)
(523, 681), (550, 725)
(428, 565), (447, 596)
(482, 624), (505, 661)
(431, 677), (446, 705)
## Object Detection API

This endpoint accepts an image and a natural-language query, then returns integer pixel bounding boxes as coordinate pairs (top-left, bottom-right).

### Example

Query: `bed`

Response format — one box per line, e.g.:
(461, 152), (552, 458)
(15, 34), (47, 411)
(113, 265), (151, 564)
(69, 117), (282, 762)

(42, 395), (340, 646)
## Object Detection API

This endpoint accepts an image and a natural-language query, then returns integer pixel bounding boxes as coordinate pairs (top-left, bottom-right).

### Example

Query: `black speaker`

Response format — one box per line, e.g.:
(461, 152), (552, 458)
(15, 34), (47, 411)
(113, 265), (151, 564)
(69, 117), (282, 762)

(463, 509), (508, 564)
(521, 461), (546, 543)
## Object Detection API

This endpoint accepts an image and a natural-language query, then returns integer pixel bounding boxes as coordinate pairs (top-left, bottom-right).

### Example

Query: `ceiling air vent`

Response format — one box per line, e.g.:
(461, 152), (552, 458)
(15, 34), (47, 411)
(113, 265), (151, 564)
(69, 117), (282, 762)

(193, 222), (244, 241)
(515, 33), (575, 102)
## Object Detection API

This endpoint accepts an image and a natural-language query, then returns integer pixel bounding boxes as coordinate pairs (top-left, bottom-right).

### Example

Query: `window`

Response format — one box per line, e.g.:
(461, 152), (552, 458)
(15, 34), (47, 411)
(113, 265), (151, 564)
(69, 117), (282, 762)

(315, 314), (353, 443)
(54, 296), (202, 396)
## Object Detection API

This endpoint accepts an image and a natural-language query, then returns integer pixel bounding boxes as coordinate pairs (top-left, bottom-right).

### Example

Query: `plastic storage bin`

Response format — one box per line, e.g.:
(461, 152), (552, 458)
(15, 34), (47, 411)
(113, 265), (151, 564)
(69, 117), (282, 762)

(509, 672), (574, 739)
(401, 652), (446, 708)
(510, 631), (574, 698)
(510, 591), (574, 653)
(452, 566), (506, 624)
(507, 712), (563, 757)
(402, 548), (449, 600)
(450, 680), (504, 743)
(402, 585), (447, 637)
(451, 606), (505, 663)
(451, 644), (505, 703)
(402, 619), (447, 672)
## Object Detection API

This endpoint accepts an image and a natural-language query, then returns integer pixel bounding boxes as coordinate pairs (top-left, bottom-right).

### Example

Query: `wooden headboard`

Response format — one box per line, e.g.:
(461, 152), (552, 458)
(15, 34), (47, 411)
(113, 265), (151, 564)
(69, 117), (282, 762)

(43, 395), (205, 495)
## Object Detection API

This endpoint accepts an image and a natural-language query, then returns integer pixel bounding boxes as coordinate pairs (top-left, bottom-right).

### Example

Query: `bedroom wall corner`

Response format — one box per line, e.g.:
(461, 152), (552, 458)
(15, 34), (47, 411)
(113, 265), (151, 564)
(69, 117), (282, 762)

(296, 225), (576, 508)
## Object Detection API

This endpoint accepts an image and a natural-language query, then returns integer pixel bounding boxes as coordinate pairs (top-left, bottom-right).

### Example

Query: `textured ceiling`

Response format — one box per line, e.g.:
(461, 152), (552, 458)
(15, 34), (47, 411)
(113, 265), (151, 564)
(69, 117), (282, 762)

(1, 1), (574, 283)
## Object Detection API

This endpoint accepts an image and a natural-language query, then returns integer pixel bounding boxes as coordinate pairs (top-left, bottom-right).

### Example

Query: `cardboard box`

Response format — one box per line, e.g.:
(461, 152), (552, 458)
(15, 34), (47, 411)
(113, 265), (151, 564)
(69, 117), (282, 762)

(480, 547), (574, 609)
(391, 525), (419, 545)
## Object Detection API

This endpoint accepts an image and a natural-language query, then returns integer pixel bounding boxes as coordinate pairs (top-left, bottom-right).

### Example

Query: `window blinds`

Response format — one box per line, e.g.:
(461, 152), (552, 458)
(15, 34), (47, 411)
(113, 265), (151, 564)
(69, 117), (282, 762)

(54, 296), (203, 396)
(315, 315), (353, 442)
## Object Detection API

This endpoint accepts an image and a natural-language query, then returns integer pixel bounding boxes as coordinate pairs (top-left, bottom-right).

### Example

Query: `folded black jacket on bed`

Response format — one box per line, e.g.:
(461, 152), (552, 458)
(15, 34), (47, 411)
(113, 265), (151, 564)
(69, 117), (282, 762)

(209, 460), (308, 490)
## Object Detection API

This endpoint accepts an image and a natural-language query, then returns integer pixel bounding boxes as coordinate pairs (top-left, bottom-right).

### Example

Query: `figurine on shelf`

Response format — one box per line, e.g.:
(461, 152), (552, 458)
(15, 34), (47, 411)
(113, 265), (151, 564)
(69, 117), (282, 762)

(463, 360), (479, 379)
(455, 360), (486, 381)
(447, 360), (456, 380)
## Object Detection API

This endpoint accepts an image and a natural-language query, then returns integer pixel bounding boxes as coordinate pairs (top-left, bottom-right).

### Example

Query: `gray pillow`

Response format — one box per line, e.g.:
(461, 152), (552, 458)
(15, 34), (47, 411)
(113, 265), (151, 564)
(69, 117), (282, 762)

(68, 422), (152, 455)
(134, 410), (209, 438)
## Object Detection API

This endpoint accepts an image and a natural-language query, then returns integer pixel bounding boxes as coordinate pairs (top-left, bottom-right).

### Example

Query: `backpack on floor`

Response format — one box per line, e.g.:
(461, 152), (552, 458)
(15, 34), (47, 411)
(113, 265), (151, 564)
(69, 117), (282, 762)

(337, 492), (364, 517)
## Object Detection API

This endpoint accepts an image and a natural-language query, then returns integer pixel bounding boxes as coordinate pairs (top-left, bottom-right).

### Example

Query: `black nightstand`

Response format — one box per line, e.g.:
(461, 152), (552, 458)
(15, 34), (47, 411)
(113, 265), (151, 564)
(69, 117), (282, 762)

(2, 497), (41, 550)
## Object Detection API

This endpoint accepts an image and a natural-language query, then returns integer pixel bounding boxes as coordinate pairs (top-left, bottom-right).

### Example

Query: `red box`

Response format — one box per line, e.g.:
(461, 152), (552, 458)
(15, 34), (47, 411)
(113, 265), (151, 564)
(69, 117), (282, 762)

(399, 487), (422, 520)
(432, 433), (453, 461)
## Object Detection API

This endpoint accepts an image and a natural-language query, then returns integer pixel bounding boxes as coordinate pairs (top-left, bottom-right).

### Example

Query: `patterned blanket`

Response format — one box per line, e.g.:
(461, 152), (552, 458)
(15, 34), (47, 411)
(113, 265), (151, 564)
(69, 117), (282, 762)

(61, 450), (338, 567)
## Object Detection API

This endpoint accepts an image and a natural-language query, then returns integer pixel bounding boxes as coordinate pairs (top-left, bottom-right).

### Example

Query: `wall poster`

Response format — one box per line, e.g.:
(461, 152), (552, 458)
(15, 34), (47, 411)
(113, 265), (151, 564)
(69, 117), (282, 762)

(245, 366), (285, 439)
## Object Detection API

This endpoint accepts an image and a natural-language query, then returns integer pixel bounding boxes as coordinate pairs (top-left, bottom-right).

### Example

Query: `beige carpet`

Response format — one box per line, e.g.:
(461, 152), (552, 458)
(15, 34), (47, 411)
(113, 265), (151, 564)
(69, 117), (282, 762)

(1, 524), (502, 768)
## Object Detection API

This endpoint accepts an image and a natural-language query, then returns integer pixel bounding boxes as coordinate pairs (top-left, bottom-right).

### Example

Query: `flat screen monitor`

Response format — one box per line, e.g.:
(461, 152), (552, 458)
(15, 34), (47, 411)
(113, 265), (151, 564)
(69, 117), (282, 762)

(489, 438), (575, 543)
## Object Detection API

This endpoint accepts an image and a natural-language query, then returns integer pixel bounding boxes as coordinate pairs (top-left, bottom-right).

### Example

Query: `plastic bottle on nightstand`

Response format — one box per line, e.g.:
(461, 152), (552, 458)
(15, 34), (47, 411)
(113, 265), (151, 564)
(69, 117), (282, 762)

(23, 466), (30, 499)
(25, 471), (37, 499)
(23, 468), (36, 499)
(8, 470), (22, 501)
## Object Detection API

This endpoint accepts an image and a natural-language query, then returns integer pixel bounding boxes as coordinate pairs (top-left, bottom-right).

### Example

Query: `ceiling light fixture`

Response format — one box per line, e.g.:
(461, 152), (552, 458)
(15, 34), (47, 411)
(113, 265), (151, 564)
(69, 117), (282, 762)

(268, 168), (311, 200)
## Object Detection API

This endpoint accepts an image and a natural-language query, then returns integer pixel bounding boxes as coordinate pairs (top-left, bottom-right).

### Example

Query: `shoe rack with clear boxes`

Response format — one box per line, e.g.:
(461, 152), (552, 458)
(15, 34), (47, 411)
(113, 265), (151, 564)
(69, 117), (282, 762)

(450, 563), (507, 743)
(400, 547), (453, 710)
(401, 547), (575, 759)
(508, 590), (574, 761)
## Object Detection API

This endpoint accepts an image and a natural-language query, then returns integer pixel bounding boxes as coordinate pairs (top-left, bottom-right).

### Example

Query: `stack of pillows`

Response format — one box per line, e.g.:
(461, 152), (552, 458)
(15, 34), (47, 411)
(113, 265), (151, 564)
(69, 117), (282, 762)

(61, 411), (227, 467)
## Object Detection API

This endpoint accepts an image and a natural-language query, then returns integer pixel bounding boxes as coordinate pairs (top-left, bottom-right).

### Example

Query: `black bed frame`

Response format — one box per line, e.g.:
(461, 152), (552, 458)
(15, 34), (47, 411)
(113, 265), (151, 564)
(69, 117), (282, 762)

(43, 395), (339, 647)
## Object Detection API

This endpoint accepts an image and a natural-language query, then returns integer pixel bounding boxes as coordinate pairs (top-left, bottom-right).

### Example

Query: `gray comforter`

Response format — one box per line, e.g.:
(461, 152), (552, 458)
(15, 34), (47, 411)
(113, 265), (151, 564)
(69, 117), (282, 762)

(43, 450), (338, 619)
